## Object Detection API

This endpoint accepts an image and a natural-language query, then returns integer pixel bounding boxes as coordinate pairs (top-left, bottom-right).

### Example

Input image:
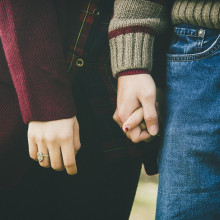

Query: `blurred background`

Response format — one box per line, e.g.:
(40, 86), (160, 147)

(130, 166), (159, 220)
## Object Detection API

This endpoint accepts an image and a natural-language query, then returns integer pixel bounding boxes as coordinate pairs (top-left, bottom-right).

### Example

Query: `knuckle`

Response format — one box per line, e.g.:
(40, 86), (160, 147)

(47, 138), (56, 144)
(142, 93), (155, 102)
(45, 134), (56, 143)
(117, 109), (126, 122)
(113, 110), (121, 122)
(35, 135), (44, 143)
(117, 110), (123, 119)
(144, 114), (157, 122)
(65, 161), (75, 168)
(59, 133), (73, 142)
(74, 143), (81, 152)
(131, 136), (139, 144)
(113, 113), (117, 122)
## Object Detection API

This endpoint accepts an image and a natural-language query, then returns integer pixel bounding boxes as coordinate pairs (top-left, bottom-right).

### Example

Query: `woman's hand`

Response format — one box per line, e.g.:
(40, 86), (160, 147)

(122, 107), (154, 143)
(114, 88), (164, 143)
(28, 116), (81, 175)
(114, 74), (159, 142)
(114, 107), (152, 143)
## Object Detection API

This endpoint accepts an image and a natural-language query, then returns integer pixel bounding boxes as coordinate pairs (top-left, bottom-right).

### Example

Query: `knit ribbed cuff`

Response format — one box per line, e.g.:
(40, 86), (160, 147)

(117, 69), (150, 78)
(172, 0), (220, 30)
(109, 31), (155, 78)
(108, 0), (168, 78)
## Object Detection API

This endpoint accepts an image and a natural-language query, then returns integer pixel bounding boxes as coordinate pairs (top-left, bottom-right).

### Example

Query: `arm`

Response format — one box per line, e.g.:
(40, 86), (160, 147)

(109, 0), (168, 140)
(0, 0), (75, 123)
(0, 0), (80, 174)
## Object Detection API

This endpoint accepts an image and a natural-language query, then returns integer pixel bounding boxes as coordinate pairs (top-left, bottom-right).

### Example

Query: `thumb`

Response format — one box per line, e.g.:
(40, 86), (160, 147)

(141, 99), (159, 136)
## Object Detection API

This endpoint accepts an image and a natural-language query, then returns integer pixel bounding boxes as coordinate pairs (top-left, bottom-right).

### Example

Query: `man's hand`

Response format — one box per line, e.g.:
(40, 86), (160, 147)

(28, 116), (81, 175)
(113, 74), (159, 142)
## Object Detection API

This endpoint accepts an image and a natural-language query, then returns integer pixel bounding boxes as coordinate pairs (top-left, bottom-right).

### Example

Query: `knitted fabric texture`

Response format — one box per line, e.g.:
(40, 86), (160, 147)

(172, 0), (220, 30)
(109, 0), (220, 78)
(108, 0), (167, 78)
(0, 0), (76, 123)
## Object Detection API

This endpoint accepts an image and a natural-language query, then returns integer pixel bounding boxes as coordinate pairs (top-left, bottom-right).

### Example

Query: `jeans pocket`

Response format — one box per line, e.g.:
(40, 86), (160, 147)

(167, 24), (220, 61)
(168, 26), (205, 55)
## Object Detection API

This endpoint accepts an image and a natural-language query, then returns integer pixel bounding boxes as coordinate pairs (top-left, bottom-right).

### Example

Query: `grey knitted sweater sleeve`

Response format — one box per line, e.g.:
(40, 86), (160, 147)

(109, 0), (168, 78)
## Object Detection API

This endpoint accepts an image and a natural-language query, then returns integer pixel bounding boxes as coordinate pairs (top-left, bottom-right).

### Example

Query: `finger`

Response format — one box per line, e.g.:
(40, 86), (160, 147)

(61, 142), (77, 175)
(113, 109), (123, 127)
(126, 126), (152, 143)
(28, 137), (38, 161)
(37, 141), (50, 168)
(140, 121), (159, 140)
(122, 107), (144, 132)
(139, 122), (154, 142)
(73, 119), (81, 155)
(140, 121), (146, 130)
(142, 101), (159, 136)
(48, 144), (64, 171)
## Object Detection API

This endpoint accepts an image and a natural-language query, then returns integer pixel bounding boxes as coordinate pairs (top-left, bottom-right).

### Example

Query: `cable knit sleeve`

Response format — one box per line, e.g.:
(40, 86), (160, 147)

(109, 0), (168, 78)
(0, 0), (76, 123)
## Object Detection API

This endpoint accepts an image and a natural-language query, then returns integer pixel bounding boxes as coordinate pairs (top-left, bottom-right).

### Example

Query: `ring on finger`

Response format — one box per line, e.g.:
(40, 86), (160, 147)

(37, 152), (50, 162)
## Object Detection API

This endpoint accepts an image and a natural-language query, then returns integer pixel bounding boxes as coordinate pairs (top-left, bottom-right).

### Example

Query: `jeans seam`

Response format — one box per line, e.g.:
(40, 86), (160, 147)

(158, 189), (220, 195)
(167, 34), (220, 62)
(174, 33), (202, 38)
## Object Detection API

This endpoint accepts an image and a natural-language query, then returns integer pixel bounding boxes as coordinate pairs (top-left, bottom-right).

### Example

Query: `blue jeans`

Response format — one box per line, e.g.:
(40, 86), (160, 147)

(156, 24), (220, 219)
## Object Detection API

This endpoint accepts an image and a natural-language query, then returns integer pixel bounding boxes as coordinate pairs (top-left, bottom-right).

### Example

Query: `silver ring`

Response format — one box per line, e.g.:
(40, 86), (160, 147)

(37, 152), (49, 162)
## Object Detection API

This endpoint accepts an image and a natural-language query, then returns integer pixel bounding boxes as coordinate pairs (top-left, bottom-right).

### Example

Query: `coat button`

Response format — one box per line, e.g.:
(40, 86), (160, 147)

(93, 8), (100, 16)
(76, 58), (84, 67)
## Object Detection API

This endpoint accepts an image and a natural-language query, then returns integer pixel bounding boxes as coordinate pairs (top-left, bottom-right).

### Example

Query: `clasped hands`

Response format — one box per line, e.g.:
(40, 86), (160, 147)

(114, 74), (161, 143)
(27, 74), (160, 175)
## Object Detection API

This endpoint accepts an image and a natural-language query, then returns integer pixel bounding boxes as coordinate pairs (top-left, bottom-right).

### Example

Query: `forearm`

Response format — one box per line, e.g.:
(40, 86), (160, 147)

(0, 0), (75, 123)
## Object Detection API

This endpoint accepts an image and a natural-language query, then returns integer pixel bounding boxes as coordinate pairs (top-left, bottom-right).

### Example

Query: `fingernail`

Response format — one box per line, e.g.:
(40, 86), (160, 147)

(125, 126), (129, 132)
(149, 125), (158, 136)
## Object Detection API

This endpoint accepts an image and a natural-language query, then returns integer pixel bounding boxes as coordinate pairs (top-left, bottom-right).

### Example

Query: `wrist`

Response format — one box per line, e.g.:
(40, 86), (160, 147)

(117, 69), (150, 78)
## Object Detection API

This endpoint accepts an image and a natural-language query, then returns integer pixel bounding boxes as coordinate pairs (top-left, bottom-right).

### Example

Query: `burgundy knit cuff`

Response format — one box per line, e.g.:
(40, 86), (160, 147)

(117, 69), (150, 78)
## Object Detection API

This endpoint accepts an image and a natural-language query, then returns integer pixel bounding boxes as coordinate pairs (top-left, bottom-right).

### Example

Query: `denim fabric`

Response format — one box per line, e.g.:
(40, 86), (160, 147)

(156, 24), (220, 220)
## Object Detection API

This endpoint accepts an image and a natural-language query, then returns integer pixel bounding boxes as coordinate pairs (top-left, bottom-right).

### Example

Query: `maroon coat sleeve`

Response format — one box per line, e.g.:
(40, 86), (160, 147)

(0, 0), (76, 124)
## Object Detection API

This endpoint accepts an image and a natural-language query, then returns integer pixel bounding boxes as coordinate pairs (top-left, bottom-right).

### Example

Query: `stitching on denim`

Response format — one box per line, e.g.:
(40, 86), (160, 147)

(167, 34), (220, 62)
(158, 189), (220, 196)
(174, 27), (205, 38)
(174, 33), (202, 38)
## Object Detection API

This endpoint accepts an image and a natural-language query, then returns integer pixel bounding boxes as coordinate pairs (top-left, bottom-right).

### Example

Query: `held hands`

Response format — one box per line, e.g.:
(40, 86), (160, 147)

(28, 116), (81, 175)
(114, 74), (161, 143)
